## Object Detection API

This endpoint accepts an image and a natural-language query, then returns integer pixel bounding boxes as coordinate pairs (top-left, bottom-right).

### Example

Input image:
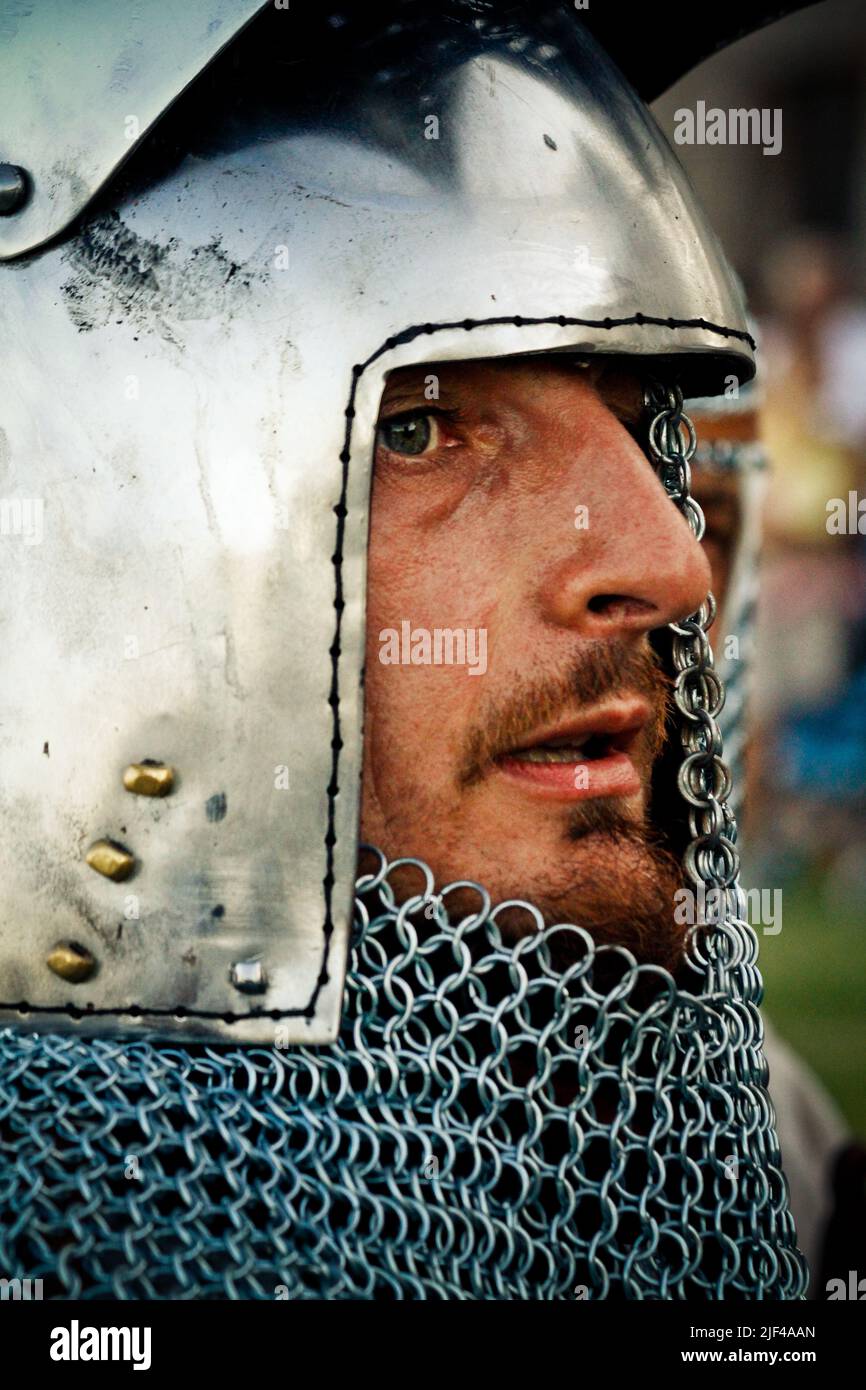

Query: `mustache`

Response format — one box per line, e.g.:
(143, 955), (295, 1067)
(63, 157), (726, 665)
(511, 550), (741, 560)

(459, 641), (670, 787)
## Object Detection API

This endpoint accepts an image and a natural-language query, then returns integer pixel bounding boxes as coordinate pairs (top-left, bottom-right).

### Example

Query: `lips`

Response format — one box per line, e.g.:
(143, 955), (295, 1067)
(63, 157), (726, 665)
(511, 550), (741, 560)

(494, 698), (650, 801)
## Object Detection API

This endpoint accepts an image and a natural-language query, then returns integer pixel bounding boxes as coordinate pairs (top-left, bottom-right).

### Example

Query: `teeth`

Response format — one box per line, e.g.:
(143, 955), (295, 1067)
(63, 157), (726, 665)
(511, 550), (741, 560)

(543, 734), (591, 749)
(515, 745), (589, 763)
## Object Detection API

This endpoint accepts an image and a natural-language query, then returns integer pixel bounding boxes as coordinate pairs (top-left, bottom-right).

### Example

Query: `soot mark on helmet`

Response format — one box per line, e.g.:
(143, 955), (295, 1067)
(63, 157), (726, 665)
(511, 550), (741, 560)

(60, 210), (258, 336)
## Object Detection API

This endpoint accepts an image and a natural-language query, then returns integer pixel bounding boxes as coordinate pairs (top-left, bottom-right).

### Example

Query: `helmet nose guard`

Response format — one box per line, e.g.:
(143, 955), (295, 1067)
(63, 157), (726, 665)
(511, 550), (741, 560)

(0, 2), (753, 1044)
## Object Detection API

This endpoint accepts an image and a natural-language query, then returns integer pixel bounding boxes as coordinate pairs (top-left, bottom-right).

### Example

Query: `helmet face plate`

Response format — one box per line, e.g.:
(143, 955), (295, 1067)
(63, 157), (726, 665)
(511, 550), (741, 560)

(0, 11), (753, 1043)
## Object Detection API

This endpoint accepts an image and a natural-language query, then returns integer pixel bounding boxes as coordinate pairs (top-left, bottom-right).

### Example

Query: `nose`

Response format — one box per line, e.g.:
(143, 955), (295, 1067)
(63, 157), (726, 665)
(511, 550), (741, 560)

(536, 411), (712, 640)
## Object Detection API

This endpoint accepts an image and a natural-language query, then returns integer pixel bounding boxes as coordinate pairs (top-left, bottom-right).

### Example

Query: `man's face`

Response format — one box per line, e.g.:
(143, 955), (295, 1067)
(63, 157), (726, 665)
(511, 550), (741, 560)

(360, 356), (712, 968)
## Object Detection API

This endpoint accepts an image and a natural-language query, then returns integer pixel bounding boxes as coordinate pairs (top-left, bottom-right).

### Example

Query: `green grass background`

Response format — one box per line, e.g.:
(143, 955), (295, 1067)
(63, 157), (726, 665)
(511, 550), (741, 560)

(755, 868), (866, 1135)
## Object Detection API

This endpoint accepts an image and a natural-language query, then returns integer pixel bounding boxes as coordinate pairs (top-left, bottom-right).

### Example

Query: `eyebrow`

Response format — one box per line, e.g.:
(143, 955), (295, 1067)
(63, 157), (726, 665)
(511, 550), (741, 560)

(377, 373), (454, 413)
(378, 376), (646, 420)
(378, 389), (437, 415)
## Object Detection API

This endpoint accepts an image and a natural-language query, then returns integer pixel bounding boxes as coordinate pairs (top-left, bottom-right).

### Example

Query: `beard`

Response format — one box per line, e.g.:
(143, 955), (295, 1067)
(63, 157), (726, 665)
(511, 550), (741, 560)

(360, 638), (691, 976)
(491, 801), (687, 976)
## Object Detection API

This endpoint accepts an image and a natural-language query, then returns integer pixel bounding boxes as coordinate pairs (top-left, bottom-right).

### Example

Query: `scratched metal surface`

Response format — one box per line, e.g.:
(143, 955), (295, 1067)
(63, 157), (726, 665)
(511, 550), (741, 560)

(0, 0), (268, 261)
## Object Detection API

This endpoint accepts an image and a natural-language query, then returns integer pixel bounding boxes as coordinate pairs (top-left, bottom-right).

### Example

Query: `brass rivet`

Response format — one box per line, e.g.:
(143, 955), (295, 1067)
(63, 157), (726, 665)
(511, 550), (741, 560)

(123, 761), (174, 797)
(47, 941), (96, 983)
(86, 839), (136, 881)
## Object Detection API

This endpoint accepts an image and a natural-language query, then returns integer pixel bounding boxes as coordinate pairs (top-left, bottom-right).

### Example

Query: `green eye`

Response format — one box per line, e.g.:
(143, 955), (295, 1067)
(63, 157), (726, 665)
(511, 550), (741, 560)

(377, 412), (434, 457)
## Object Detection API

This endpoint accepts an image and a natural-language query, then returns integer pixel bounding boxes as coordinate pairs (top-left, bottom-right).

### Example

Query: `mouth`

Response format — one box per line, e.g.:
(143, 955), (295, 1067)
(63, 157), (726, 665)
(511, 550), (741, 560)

(493, 698), (651, 802)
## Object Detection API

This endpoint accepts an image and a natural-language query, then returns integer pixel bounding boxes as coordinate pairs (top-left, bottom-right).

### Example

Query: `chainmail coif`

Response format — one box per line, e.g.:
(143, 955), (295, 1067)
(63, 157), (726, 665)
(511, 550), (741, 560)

(0, 848), (807, 1300)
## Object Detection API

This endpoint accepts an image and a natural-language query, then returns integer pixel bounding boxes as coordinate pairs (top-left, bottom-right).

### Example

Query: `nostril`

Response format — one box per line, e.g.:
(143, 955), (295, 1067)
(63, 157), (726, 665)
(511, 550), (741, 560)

(587, 594), (657, 619)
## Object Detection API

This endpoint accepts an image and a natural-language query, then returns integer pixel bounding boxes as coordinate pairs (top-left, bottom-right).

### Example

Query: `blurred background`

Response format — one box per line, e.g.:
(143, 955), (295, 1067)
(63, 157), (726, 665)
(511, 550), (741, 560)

(654, 0), (866, 1137)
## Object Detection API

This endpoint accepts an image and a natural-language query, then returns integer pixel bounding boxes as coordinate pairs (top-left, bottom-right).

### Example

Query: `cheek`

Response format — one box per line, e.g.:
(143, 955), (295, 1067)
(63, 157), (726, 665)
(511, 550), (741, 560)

(364, 509), (458, 748)
(363, 541), (493, 783)
(363, 661), (479, 815)
(365, 474), (476, 631)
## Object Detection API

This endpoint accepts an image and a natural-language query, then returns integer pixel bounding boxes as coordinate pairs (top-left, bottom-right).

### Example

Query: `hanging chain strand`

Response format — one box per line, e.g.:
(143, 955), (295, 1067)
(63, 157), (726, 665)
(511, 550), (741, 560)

(644, 381), (747, 985)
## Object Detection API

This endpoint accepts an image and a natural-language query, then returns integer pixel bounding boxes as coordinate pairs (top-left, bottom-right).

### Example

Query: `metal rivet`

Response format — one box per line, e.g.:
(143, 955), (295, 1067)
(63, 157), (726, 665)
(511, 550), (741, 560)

(86, 839), (136, 881)
(47, 941), (96, 983)
(229, 959), (267, 995)
(123, 761), (174, 797)
(0, 164), (29, 215)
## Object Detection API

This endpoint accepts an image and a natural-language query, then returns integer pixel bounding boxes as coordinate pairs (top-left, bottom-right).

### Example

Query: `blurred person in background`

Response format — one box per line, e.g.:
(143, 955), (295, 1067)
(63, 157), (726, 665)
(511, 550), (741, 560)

(689, 375), (865, 1296)
(752, 230), (866, 896)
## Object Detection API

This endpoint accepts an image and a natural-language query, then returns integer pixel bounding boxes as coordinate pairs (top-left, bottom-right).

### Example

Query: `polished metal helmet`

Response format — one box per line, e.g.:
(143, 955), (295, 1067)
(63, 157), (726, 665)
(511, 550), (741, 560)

(0, 0), (755, 1043)
(0, 0), (808, 1300)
